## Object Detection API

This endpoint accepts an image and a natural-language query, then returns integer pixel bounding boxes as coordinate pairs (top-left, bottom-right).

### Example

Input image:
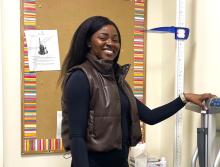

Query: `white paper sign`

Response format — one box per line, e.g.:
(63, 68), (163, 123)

(56, 111), (62, 139)
(24, 30), (61, 71)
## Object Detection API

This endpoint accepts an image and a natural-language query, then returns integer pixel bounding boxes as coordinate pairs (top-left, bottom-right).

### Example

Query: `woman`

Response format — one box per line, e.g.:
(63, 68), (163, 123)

(59, 16), (213, 167)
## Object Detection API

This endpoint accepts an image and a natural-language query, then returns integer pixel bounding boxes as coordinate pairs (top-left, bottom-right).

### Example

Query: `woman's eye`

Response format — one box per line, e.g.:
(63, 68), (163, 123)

(98, 35), (119, 43)
(113, 38), (119, 43)
(99, 37), (106, 41)
(98, 35), (107, 40)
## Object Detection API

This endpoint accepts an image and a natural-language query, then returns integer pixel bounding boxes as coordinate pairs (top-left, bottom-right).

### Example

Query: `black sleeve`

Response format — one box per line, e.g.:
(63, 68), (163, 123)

(63, 70), (90, 167)
(137, 97), (185, 125)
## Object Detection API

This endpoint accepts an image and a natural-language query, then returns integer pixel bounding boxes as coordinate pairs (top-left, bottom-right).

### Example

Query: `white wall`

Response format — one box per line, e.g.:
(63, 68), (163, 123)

(0, 0), (4, 165)
(145, 0), (163, 157)
(2, 0), (71, 166)
(146, 0), (177, 164)
(146, 0), (220, 166)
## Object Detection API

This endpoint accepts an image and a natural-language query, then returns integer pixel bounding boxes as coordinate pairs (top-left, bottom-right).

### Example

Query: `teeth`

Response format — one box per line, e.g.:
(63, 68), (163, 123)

(104, 50), (113, 54)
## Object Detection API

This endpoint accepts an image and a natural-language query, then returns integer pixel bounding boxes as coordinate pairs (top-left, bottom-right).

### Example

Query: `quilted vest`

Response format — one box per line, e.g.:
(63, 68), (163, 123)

(61, 54), (142, 152)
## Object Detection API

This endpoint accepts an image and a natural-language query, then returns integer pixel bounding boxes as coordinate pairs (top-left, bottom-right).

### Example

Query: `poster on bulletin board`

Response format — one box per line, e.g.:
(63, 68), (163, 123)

(24, 30), (61, 71)
(21, 0), (146, 154)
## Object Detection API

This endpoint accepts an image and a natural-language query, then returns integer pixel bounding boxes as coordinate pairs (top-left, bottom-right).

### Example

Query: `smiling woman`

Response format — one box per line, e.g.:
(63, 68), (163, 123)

(59, 16), (142, 167)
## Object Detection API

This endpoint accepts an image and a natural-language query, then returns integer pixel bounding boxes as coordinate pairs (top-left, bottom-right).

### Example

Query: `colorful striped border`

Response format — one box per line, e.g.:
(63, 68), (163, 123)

(23, 139), (64, 153)
(23, 0), (37, 140)
(22, 0), (63, 154)
(133, 0), (145, 103)
(134, 0), (146, 142)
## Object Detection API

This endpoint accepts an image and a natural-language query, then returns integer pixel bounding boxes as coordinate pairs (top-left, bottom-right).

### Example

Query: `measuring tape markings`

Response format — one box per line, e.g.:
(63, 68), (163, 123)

(174, 0), (186, 166)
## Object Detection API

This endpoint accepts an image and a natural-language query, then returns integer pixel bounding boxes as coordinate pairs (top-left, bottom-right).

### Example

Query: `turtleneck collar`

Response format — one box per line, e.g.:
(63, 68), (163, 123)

(86, 53), (131, 83)
(87, 53), (114, 76)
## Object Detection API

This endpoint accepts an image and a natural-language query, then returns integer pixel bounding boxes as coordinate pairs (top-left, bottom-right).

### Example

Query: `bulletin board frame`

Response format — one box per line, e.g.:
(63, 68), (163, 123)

(21, 0), (147, 155)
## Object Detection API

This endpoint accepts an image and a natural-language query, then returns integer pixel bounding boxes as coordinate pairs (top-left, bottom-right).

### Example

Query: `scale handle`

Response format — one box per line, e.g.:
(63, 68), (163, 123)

(214, 149), (220, 167)
(191, 148), (198, 167)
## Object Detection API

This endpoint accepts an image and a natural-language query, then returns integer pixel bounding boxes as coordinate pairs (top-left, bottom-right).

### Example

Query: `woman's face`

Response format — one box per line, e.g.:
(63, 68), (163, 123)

(88, 25), (121, 61)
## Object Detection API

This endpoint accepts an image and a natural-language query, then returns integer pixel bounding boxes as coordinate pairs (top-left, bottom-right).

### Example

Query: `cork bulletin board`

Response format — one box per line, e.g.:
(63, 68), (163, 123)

(21, 0), (146, 154)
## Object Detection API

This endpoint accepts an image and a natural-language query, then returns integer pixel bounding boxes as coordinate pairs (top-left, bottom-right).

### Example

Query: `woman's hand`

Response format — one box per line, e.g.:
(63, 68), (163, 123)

(184, 93), (216, 110)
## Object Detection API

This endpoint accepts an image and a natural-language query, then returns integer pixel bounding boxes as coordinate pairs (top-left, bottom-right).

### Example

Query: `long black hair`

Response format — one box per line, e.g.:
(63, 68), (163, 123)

(58, 16), (121, 88)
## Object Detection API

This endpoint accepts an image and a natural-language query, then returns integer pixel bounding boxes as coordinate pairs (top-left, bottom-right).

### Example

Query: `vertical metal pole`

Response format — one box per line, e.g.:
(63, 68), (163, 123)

(207, 114), (218, 167)
(197, 112), (208, 167)
(204, 113), (208, 167)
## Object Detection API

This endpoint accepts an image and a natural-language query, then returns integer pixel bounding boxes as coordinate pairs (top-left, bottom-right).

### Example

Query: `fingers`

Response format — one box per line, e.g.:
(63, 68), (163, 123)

(201, 104), (208, 111)
(202, 93), (216, 100)
(201, 93), (216, 110)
